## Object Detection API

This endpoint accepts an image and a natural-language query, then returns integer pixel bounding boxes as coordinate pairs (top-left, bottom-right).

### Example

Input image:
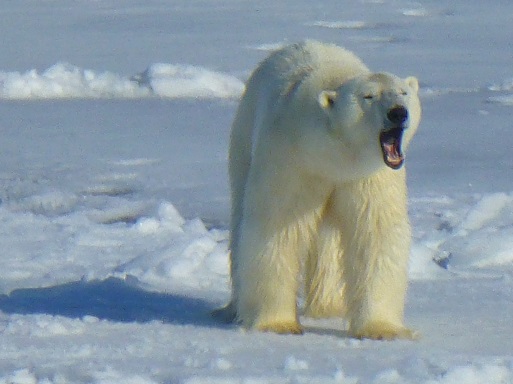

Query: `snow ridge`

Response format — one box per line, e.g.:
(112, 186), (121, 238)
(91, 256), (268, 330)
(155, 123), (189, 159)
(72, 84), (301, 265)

(0, 63), (244, 100)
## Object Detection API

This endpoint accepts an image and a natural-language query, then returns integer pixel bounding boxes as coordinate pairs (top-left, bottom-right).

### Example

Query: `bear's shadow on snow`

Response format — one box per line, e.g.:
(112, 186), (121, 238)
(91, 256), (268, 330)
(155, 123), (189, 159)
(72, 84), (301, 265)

(0, 277), (224, 327)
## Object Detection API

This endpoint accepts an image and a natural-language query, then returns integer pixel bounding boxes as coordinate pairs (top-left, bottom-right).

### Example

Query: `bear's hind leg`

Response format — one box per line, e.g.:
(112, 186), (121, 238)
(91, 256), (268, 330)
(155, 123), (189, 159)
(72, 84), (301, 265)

(211, 301), (238, 324)
(304, 207), (345, 318)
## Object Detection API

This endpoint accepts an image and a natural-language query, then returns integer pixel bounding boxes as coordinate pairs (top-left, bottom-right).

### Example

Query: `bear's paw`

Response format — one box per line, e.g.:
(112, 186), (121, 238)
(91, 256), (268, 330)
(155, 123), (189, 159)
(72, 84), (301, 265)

(351, 321), (419, 341)
(255, 321), (304, 335)
(211, 302), (237, 324)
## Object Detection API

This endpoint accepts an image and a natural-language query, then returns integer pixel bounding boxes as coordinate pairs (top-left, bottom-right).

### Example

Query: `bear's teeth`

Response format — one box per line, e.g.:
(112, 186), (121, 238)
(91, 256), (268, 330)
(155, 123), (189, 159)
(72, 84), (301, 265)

(380, 128), (404, 169)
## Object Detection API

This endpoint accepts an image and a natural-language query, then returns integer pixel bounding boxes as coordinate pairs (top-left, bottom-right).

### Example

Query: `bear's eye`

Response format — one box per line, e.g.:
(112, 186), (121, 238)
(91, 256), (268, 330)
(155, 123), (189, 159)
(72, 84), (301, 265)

(400, 90), (408, 96)
(363, 94), (374, 100)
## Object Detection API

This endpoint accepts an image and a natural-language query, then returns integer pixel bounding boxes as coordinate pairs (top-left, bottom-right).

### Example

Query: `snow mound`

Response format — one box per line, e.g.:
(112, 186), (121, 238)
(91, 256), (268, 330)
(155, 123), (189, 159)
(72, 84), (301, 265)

(423, 363), (512, 384)
(400, 8), (429, 17)
(487, 94), (513, 106)
(441, 192), (513, 269)
(0, 63), (148, 99)
(248, 42), (289, 52)
(458, 193), (512, 232)
(0, 200), (229, 295)
(410, 193), (513, 275)
(488, 78), (513, 92)
(307, 20), (368, 29)
(367, 363), (513, 384)
(0, 367), (160, 384)
(132, 64), (244, 99)
(0, 63), (244, 100)
(487, 78), (513, 105)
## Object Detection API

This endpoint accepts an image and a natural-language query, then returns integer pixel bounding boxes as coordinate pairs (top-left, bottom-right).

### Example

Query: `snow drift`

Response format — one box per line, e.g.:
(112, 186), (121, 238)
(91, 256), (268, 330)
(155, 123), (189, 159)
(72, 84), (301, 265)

(0, 63), (244, 100)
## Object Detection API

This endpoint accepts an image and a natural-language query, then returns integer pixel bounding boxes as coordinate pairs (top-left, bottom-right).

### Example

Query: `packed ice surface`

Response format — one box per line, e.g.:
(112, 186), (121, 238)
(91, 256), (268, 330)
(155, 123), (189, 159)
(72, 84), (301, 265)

(1, 0), (513, 383)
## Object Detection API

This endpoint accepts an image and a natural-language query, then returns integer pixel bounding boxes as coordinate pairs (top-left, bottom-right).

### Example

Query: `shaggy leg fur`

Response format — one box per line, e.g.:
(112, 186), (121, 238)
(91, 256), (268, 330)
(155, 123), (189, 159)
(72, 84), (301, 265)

(334, 169), (415, 340)
(232, 163), (326, 333)
(304, 201), (345, 318)
(235, 217), (304, 333)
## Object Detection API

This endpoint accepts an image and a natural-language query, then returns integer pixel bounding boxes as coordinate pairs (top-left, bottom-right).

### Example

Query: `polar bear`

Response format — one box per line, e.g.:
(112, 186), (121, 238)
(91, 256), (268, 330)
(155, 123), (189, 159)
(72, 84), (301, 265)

(217, 40), (421, 340)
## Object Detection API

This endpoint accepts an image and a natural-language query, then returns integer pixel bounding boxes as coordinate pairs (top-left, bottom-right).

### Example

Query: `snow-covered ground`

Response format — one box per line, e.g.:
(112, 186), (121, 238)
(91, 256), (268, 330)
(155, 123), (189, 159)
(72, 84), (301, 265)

(1, 0), (513, 383)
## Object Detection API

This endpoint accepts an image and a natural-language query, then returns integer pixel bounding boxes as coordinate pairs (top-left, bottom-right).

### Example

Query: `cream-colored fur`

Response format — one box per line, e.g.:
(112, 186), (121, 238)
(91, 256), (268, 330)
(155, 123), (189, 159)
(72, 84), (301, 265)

(216, 41), (421, 340)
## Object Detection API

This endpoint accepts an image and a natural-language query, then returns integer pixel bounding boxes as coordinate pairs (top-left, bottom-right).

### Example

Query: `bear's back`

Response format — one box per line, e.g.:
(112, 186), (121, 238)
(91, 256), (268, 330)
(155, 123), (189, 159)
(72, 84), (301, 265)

(250, 41), (370, 101)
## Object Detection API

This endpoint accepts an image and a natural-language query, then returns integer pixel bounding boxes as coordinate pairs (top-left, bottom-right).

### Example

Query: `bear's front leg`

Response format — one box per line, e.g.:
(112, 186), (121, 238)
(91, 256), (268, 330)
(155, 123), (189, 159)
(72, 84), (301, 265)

(234, 214), (304, 334)
(334, 169), (417, 340)
(233, 170), (325, 335)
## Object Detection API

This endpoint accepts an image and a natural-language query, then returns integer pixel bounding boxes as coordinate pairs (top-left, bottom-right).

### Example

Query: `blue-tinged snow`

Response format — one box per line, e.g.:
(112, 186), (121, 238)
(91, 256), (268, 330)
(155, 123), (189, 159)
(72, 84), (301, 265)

(0, 0), (513, 383)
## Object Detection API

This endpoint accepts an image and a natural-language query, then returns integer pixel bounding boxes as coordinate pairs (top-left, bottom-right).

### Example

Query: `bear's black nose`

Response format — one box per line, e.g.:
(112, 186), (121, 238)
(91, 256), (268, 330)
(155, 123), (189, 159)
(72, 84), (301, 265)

(387, 106), (408, 125)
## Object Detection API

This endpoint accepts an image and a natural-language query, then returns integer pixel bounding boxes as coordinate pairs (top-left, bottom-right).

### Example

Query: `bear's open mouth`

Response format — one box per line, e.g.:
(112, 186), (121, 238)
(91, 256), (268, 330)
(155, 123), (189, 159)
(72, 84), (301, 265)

(379, 127), (405, 170)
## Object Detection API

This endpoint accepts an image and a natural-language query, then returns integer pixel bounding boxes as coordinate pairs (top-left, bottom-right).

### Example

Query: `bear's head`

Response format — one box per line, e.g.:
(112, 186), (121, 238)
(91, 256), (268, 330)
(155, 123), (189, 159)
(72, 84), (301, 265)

(318, 72), (421, 173)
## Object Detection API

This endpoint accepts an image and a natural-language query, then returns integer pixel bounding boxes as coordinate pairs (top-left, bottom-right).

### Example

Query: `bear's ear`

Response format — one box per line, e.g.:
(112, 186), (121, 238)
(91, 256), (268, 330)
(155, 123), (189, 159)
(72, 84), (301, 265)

(318, 90), (337, 110)
(405, 76), (419, 93)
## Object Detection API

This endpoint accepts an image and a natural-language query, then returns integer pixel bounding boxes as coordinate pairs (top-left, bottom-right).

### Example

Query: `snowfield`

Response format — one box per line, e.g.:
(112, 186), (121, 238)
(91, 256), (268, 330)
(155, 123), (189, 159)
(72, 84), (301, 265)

(1, 0), (513, 383)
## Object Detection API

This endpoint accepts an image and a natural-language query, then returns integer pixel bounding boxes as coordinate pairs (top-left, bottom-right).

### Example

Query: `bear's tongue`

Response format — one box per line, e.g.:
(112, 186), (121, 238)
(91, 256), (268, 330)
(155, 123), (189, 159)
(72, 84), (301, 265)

(380, 128), (404, 170)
